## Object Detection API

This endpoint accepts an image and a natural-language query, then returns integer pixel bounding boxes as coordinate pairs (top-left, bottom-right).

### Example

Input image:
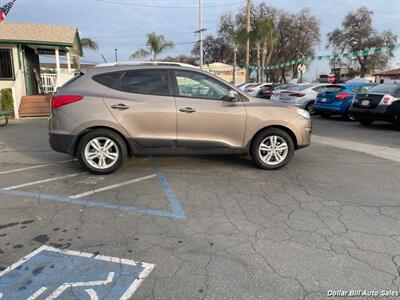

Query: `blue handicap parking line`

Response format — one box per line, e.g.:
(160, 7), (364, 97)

(0, 164), (187, 220)
(0, 246), (154, 300)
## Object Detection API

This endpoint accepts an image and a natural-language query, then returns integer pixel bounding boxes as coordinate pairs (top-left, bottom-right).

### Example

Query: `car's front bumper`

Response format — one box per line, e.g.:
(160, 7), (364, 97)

(290, 116), (312, 149)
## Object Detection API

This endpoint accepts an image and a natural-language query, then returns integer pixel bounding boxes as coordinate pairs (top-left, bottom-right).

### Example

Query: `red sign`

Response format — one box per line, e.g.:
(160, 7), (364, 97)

(328, 75), (336, 83)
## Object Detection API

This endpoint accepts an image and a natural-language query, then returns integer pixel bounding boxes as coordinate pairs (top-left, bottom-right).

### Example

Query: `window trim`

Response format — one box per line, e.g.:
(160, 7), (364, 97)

(0, 48), (15, 81)
(170, 69), (236, 102)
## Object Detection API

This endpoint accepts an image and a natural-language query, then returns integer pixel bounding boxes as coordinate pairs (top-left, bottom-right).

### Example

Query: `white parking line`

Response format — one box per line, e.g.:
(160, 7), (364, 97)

(0, 159), (74, 175)
(69, 174), (157, 199)
(2, 173), (82, 190)
(27, 287), (48, 300)
(313, 135), (400, 163)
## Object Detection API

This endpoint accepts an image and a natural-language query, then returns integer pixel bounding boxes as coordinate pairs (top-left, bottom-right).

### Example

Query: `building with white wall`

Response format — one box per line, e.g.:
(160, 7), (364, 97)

(0, 22), (82, 117)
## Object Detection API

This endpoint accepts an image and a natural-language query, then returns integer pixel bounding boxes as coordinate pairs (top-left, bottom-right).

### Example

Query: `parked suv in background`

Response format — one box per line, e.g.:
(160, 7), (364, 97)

(350, 84), (400, 128)
(49, 62), (311, 174)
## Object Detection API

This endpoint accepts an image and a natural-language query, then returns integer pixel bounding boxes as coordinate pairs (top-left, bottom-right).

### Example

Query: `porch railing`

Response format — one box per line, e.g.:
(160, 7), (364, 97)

(40, 73), (58, 94)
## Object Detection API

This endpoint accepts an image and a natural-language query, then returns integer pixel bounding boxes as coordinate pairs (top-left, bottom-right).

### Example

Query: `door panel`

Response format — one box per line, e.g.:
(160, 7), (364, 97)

(175, 97), (246, 148)
(101, 69), (176, 148)
(172, 70), (246, 149)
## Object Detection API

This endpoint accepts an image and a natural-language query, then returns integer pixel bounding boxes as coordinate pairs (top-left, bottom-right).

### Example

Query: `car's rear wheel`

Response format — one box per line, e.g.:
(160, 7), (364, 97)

(342, 112), (356, 121)
(305, 101), (316, 115)
(320, 113), (331, 119)
(251, 128), (295, 170)
(77, 129), (127, 175)
(395, 113), (400, 131)
(358, 117), (374, 126)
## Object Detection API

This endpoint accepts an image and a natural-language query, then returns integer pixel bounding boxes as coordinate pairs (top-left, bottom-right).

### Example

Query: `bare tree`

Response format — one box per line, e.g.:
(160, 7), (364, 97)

(327, 6), (397, 77)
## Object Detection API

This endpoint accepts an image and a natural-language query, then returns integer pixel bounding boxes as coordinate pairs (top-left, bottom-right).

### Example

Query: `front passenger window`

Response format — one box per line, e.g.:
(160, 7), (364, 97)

(175, 70), (230, 101)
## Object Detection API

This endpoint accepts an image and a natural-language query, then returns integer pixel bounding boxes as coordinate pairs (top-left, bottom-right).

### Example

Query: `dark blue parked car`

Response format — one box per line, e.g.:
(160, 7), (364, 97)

(314, 83), (376, 120)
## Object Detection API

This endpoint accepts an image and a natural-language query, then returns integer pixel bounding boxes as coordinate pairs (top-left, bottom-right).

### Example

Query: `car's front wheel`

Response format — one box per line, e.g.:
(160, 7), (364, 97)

(251, 128), (295, 170)
(77, 129), (127, 175)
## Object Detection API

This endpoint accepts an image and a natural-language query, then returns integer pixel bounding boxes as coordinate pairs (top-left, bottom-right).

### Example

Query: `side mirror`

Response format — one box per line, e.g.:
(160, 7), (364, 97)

(228, 90), (239, 102)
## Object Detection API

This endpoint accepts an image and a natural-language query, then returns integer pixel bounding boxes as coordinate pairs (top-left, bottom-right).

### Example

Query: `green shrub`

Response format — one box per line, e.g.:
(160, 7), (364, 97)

(0, 88), (13, 113)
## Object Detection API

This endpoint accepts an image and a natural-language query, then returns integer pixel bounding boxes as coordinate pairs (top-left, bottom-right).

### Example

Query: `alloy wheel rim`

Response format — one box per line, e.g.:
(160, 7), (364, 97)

(307, 103), (315, 115)
(258, 135), (289, 165)
(84, 137), (119, 169)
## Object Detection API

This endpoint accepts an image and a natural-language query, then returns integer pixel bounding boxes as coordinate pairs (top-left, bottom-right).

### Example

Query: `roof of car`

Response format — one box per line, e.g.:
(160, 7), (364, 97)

(88, 62), (205, 76)
(95, 61), (198, 69)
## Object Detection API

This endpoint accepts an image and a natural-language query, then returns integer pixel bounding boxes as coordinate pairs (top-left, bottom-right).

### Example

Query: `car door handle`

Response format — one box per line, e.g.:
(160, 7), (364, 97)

(111, 103), (129, 110)
(179, 107), (196, 113)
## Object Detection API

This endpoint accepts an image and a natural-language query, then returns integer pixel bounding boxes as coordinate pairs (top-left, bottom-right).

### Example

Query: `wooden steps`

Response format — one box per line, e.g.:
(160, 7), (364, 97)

(19, 95), (52, 117)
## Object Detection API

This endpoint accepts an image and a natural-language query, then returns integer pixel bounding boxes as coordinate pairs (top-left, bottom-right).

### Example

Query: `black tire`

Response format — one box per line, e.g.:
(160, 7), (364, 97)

(250, 128), (295, 170)
(305, 101), (316, 115)
(395, 113), (400, 131)
(358, 117), (374, 126)
(320, 113), (331, 119)
(342, 112), (356, 122)
(77, 129), (127, 175)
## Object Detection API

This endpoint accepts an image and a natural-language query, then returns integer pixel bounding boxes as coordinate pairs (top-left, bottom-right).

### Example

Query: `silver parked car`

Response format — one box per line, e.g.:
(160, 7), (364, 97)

(276, 84), (338, 115)
(270, 83), (295, 101)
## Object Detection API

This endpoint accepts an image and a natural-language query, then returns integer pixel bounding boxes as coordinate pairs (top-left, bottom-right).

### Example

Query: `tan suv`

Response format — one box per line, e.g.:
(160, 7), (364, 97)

(49, 62), (311, 174)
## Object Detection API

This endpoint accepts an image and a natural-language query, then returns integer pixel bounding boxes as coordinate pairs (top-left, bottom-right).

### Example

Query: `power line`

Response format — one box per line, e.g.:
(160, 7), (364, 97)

(95, 0), (244, 9)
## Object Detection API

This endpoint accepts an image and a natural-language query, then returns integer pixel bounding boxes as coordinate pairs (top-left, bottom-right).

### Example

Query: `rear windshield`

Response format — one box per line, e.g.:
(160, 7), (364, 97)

(368, 84), (400, 94)
(288, 84), (313, 91)
(61, 72), (84, 88)
(320, 85), (343, 93)
(276, 84), (292, 90)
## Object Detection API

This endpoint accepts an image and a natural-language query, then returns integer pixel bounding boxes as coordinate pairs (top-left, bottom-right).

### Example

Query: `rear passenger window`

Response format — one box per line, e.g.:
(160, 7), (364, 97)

(120, 70), (170, 96)
(92, 72), (122, 89)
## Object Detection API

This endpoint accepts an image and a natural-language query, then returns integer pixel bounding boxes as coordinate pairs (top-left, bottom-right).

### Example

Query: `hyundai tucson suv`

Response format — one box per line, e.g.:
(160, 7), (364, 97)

(49, 62), (312, 174)
(350, 83), (400, 128)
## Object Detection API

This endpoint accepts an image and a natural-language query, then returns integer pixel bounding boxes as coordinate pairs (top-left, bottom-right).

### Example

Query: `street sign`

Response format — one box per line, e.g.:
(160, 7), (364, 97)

(0, 246), (154, 299)
(297, 63), (307, 73)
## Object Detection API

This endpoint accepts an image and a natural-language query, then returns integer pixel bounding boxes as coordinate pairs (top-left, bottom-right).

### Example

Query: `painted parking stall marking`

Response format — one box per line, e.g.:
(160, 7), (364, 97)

(0, 246), (154, 299)
(0, 161), (187, 220)
(0, 160), (74, 175)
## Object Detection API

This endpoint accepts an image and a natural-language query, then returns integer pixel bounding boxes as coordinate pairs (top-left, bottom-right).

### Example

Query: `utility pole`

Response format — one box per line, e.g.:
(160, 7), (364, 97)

(245, 0), (251, 80)
(199, 0), (203, 69)
(114, 48), (118, 62)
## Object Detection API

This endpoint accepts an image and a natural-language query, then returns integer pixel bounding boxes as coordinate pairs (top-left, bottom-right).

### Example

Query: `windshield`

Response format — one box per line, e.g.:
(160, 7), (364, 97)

(368, 84), (400, 94)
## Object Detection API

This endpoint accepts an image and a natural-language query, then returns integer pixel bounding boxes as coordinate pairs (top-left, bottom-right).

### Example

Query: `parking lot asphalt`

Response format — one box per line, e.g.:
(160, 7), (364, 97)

(0, 117), (399, 299)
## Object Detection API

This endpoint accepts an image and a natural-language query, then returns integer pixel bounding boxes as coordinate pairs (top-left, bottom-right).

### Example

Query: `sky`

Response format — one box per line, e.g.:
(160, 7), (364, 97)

(3, 0), (400, 79)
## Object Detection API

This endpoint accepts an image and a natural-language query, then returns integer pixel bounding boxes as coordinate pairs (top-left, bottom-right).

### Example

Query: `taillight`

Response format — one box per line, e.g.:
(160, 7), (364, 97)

(335, 92), (353, 101)
(51, 95), (83, 109)
(289, 93), (305, 97)
(379, 95), (395, 106)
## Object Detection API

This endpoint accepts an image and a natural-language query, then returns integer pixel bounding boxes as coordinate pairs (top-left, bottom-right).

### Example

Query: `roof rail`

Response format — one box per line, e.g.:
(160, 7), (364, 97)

(95, 61), (199, 69)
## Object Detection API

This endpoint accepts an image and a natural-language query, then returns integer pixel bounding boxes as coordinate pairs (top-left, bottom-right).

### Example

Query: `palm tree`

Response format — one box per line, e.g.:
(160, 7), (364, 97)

(227, 25), (248, 84)
(81, 38), (99, 51)
(253, 18), (275, 82)
(131, 32), (175, 61)
(73, 38), (99, 69)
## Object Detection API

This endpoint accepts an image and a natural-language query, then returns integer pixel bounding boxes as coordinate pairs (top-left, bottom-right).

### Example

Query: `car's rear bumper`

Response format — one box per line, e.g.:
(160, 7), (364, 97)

(349, 105), (398, 122)
(314, 100), (351, 114)
(49, 133), (76, 155)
